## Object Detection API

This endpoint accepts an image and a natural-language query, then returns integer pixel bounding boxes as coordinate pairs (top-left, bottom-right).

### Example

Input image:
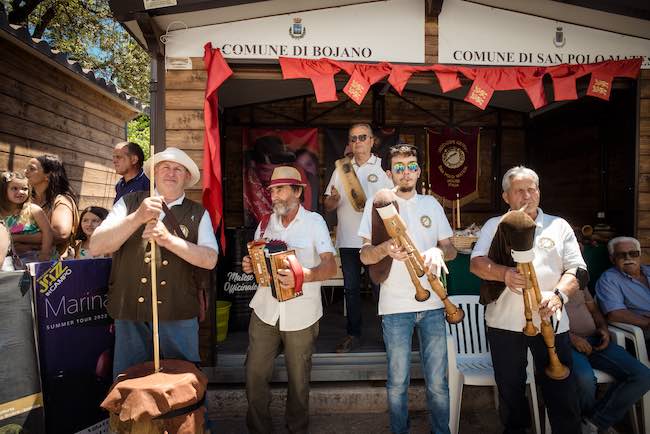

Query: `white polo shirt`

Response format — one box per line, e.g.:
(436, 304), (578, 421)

(325, 155), (393, 248)
(358, 192), (453, 315)
(249, 205), (336, 331)
(471, 209), (586, 334)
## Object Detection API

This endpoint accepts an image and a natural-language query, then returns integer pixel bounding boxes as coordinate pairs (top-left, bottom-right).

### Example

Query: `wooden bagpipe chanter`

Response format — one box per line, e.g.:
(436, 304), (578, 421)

(369, 188), (464, 324)
(481, 209), (570, 380)
(247, 239), (304, 302)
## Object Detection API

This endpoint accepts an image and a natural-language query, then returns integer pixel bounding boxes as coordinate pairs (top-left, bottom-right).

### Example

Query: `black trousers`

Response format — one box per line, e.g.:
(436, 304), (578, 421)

(487, 327), (581, 434)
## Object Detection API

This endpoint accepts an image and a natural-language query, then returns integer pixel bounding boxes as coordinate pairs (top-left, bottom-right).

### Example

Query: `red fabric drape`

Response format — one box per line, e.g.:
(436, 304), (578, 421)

(202, 43), (233, 252)
(278, 57), (642, 110)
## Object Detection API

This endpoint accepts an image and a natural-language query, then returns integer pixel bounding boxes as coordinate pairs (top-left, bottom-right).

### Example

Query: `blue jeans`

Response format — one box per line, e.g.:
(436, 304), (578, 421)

(113, 318), (200, 379)
(382, 309), (450, 434)
(340, 248), (363, 337)
(572, 336), (650, 429)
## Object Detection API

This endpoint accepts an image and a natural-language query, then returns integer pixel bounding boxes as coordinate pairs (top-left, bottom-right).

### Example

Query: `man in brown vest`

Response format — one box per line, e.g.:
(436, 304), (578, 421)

(90, 147), (219, 378)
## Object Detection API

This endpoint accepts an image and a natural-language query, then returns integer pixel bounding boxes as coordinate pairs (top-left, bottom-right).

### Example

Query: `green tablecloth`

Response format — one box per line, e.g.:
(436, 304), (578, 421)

(445, 253), (481, 295)
(443, 243), (610, 296)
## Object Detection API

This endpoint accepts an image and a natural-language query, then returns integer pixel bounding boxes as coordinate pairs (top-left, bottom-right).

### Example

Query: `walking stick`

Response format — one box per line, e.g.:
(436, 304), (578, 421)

(149, 146), (161, 373)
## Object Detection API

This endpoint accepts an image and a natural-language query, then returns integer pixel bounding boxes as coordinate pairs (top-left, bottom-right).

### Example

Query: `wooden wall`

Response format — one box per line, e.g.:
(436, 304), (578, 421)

(637, 70), (650, 261)
(0, 37), (139, 209)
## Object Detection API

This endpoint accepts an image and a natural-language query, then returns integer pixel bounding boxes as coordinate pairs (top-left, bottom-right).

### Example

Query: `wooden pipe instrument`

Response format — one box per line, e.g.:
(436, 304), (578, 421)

(502, 210), (570, 381)
(373, 189), (465, 324)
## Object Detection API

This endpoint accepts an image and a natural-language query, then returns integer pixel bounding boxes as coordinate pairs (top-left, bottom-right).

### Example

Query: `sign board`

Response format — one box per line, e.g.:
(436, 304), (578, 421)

(0, 271), (45, 433)
(438, 0), (650, 69)
(32, 259), (114, 434)
(165, 0), (424, 63)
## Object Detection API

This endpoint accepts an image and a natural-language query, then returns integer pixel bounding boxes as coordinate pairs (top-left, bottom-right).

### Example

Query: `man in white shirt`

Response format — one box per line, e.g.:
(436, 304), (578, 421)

(242, 166), (336, 434)
(470, 166), (587, 434)
(324, 123), (393, 353)
(358, 144), (456, 434)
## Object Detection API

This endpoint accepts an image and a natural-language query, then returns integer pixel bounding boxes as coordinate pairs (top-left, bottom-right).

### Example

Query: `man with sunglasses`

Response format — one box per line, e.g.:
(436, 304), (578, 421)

(358, 144), (456, 434)
(565, 273), (650, 434)
(596, 237), (650, 339)
(324, 123), (393, 353)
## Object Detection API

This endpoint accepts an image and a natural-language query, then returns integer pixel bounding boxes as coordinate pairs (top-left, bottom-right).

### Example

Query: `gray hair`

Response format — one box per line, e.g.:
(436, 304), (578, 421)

(349, 123), (373, 137)
(502, 166), (540, 192)
(607, 236), (641, 256)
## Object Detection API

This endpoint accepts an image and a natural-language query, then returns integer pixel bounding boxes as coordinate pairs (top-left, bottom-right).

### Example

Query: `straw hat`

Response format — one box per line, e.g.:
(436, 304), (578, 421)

(267, 166), (306, 189)
(143, 147), (201, 187)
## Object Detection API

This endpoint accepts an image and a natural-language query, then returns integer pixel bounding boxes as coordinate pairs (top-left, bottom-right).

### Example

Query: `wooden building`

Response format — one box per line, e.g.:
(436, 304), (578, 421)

(0, 15), (143, 209)
(109, 0), (650, 375)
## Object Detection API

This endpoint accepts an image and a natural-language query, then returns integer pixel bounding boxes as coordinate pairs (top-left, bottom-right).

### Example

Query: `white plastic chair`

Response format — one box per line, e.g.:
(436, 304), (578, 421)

(608, 322), (649, 433)
(447, 334), (464, 434)
(447, 295), (541, 434)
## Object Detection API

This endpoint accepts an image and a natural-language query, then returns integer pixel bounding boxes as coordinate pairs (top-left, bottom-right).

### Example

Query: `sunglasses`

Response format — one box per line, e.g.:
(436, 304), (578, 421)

(349, 134), (369, 143)
(392, 162), (420, 174)
(613, 250), (640, 260)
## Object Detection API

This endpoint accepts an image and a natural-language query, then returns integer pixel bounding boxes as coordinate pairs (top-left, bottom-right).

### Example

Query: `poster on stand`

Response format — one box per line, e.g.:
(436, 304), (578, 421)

(243, 128), (319, 227)
(0, 270), (45, 433)
(32, 259), (114, 434)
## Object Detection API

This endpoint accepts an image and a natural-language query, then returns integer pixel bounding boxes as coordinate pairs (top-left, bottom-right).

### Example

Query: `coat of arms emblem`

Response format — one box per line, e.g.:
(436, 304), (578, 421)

(289, 18), (306, 39)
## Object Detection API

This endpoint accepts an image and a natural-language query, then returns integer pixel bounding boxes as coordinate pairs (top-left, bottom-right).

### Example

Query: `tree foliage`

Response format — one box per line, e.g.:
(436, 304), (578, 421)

(2, 0), (150, 103)
(128, 115), (151, 160)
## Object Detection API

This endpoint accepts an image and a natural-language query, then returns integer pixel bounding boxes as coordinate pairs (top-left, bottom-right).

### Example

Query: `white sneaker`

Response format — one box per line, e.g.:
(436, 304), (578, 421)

(581, 419), (598, 434)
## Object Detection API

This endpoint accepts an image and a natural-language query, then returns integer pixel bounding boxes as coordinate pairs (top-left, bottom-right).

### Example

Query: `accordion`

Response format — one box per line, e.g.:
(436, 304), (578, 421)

(247, 239), (304, 302)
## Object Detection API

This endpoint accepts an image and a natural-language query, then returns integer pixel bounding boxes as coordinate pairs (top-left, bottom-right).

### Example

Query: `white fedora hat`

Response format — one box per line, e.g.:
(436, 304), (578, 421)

(143, 147), (201, 187)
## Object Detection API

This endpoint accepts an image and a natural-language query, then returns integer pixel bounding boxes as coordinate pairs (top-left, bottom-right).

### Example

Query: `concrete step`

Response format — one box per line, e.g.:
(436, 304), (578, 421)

(207, 381), (496, 418)
(208, 383), (502, 434)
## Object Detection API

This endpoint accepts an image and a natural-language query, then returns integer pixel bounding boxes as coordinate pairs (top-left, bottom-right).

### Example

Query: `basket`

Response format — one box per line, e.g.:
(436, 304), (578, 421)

(451, 235), (478, 254)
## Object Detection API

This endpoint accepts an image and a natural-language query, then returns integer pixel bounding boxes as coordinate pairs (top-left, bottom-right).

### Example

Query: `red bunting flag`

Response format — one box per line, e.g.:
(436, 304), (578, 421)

(202, 43), (233, 252)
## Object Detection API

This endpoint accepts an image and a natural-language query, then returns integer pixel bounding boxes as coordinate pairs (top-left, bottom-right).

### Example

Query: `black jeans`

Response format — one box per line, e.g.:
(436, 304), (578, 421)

(340, 248), (363, 337)
(487, 327), (581, 434)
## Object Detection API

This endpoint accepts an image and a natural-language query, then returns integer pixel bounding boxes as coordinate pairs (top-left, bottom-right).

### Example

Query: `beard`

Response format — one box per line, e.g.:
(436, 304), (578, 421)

(272, 199), (297, 216)
(398, 185), (415, 193)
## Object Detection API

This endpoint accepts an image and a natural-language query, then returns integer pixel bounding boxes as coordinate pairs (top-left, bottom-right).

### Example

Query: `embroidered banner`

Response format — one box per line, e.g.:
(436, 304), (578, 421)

(428, 128), (480, 206)
(243, 128), (319, 227)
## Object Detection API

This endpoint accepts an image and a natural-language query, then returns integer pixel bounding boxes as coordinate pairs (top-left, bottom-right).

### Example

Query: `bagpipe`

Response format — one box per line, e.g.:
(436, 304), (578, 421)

(247, 239), (304, 302)
(335, 156), (367, 212)
(482, 209), (569, 380)
(369, 188), (464, 324)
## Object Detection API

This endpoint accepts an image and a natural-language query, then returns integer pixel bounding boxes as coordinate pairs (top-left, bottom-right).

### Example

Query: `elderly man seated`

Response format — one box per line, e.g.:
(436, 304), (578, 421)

(565, 283), (650, 433)
(595, 237), (650, 341)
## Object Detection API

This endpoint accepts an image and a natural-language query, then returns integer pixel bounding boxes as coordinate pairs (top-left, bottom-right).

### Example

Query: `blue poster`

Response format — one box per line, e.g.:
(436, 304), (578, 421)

(32, 259), (114, 434)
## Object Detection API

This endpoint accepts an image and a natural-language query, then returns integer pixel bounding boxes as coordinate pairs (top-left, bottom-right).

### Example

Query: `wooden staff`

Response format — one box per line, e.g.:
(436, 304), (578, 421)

(456, 194), (461, 229)
(149, 146), (161, 373)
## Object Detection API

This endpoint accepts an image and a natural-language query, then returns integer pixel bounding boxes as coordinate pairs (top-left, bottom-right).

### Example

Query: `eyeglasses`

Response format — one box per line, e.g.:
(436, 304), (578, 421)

(392, 162), (420, 174)
(349, 134), (369, 143)
(613, 250), (640, 260)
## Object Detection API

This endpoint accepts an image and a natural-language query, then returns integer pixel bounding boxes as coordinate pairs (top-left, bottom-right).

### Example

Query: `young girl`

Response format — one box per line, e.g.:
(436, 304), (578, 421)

(74, 206), (108, 259)
(0, 171), (53, 265)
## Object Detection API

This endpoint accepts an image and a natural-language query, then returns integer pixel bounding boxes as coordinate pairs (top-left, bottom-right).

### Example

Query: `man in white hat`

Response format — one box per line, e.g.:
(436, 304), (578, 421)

(90, 147), (218, 378)
(242, 166), (336, 434)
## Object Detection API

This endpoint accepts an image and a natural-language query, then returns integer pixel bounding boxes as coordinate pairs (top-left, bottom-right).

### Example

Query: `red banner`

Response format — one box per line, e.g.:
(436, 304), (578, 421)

(243, 128), (319, 227)
(428, 128), (480, 206)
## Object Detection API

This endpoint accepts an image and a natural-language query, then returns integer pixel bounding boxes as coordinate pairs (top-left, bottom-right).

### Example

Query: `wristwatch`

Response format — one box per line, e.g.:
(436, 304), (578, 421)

(554, 288), (568, 307)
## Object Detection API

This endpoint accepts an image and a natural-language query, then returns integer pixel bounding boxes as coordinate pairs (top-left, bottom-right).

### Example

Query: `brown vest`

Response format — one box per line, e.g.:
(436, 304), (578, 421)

(107, 191), (206, 321)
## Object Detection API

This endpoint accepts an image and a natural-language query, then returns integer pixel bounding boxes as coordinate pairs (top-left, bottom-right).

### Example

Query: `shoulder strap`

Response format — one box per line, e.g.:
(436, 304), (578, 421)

(162, 202), (186, 239)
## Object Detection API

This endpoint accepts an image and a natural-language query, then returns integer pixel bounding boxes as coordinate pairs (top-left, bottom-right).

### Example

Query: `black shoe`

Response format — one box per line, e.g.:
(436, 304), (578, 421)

(336, 335), (360, 353)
